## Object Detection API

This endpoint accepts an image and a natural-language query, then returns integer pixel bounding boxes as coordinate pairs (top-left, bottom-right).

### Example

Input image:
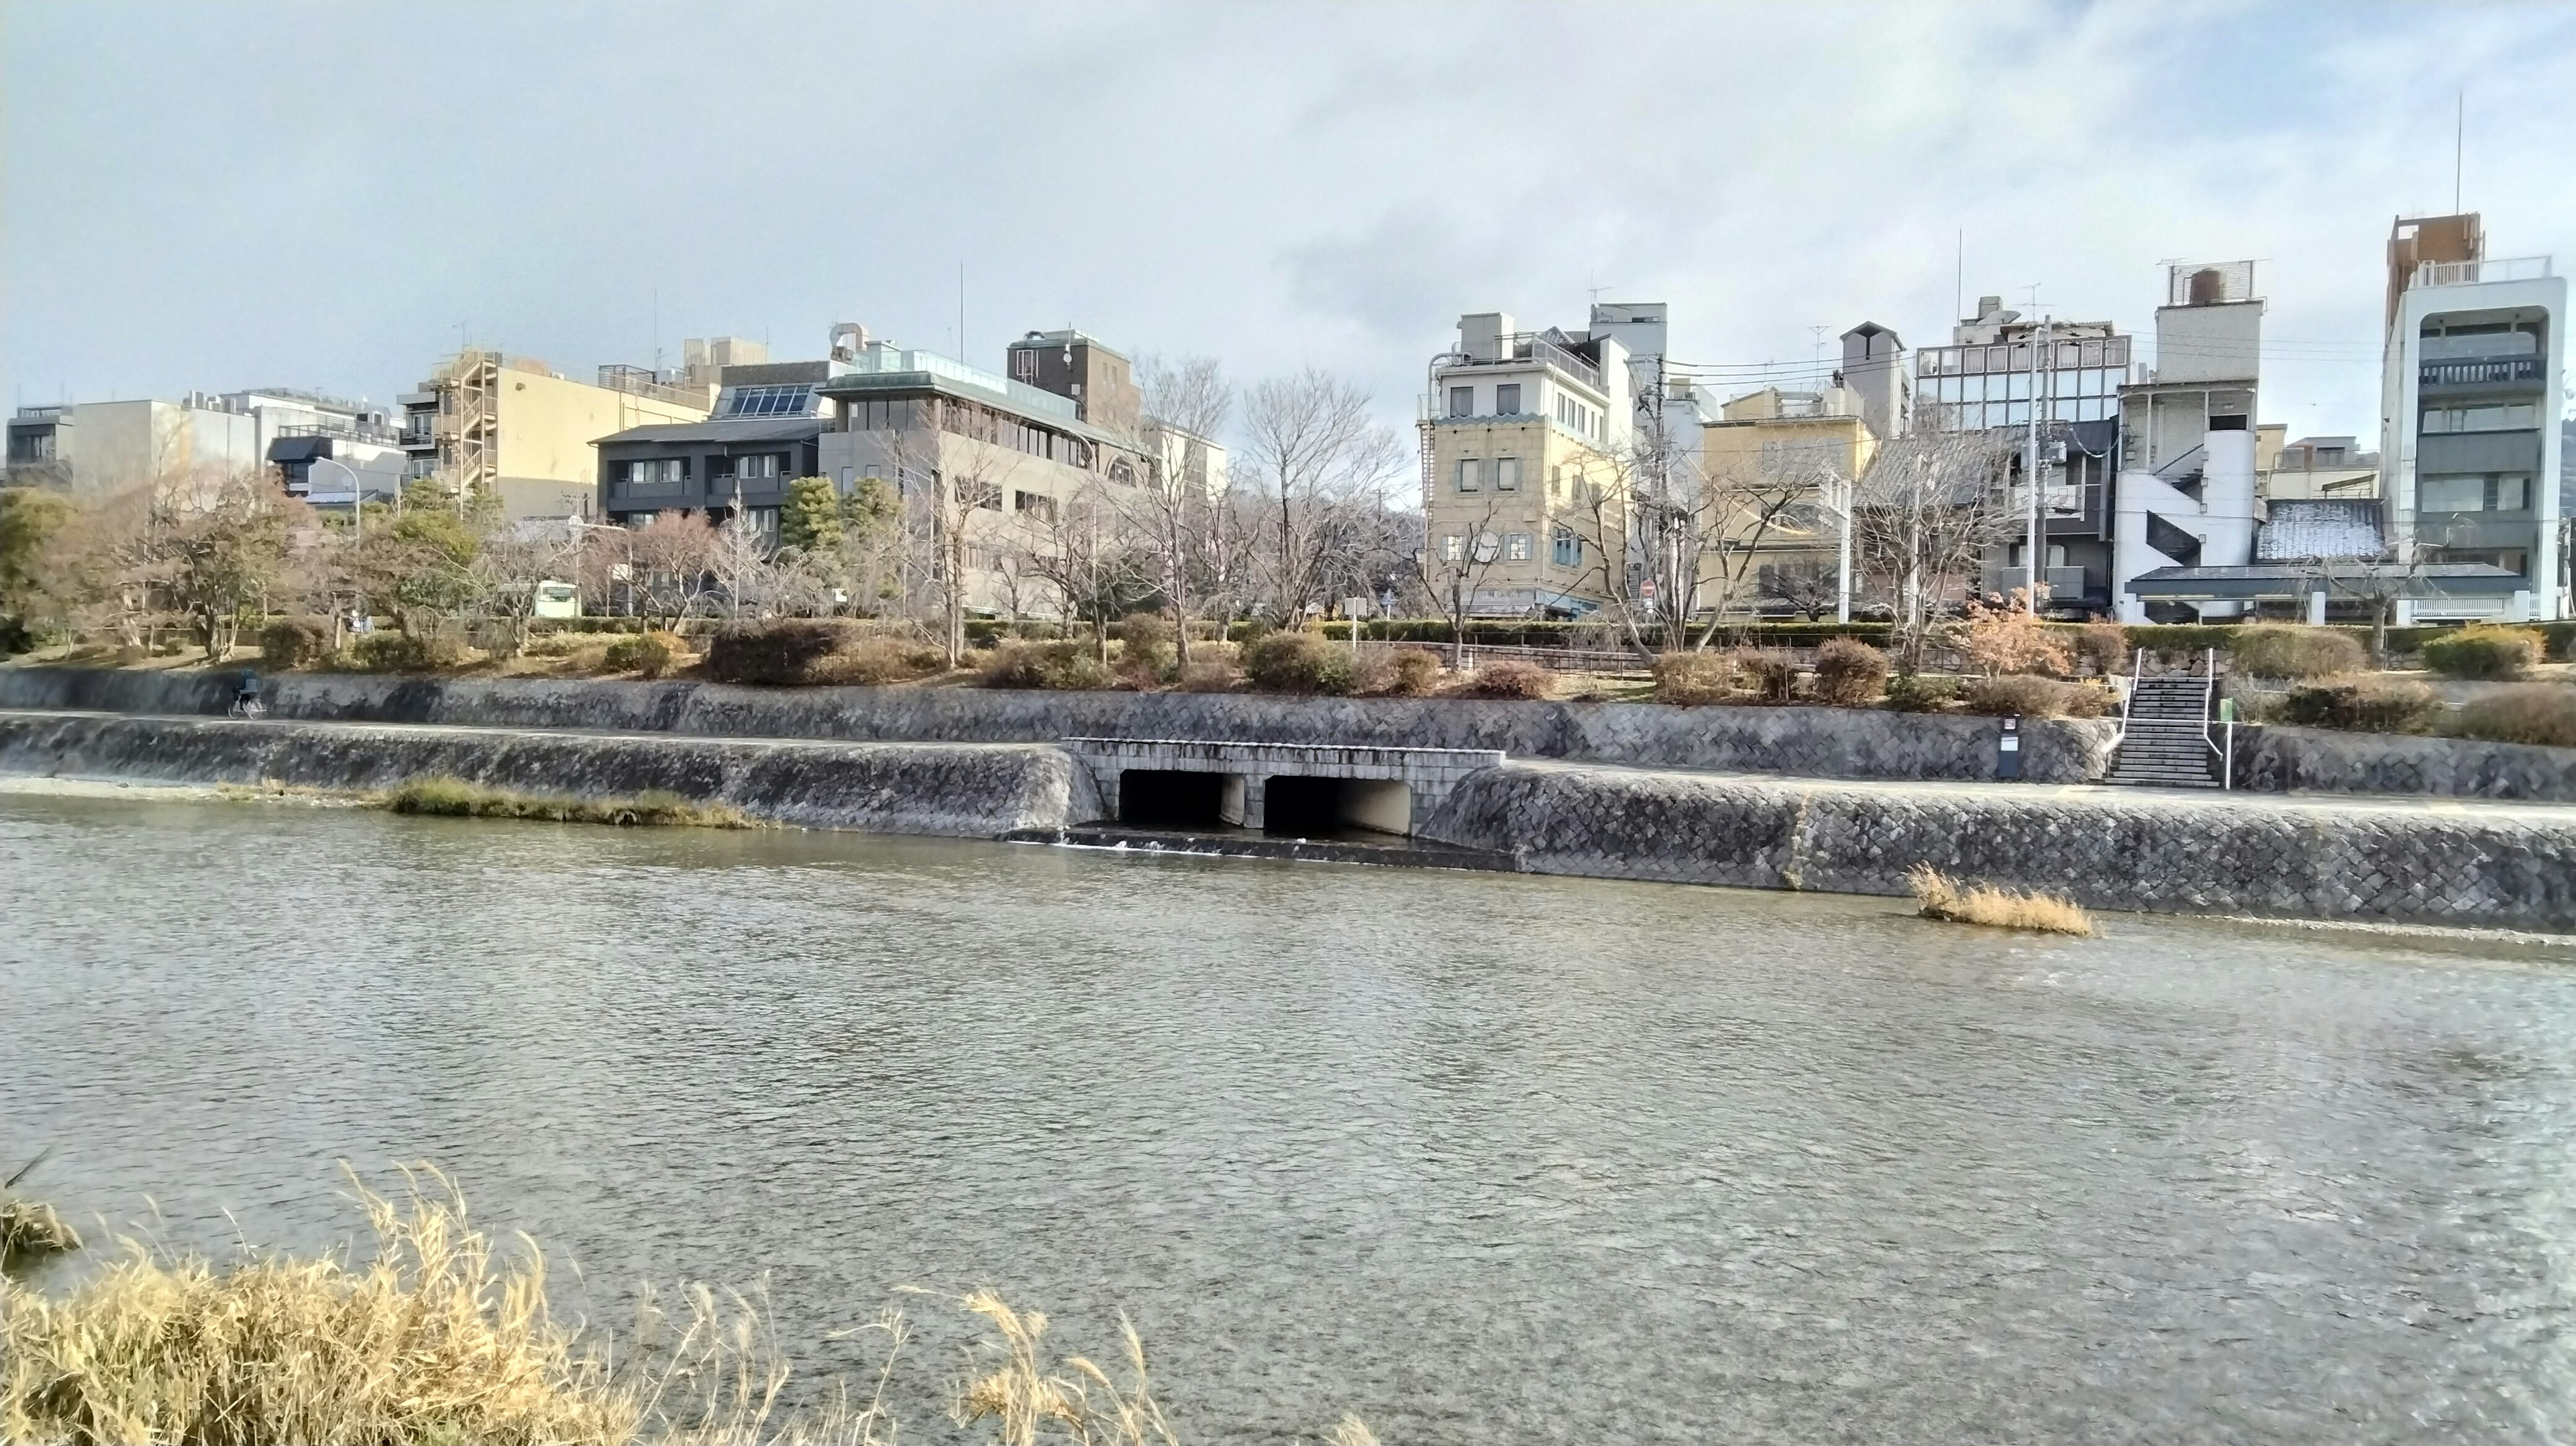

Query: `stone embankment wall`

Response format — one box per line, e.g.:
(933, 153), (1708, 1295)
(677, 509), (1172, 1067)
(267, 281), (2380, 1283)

(0, 710), (1094, 837)
(0, 667), (2115, 785)
(1419, 763), (2576, 933)
(2232, 724), (2576, 805)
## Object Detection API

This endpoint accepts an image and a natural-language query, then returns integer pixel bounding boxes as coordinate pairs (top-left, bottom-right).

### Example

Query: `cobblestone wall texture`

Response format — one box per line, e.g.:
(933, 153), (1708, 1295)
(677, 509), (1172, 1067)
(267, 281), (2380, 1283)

(2234, 724), (2576, 804)
(0, 710), (1093, 836)
(1419, 763), (2576, 931)
(0, 666), (2113, 783)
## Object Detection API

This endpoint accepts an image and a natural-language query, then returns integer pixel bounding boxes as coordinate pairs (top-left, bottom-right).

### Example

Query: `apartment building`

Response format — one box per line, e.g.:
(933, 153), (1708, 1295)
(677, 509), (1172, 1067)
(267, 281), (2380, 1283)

(2377, 213), (2567, 621)
(2112, 263), (2266, 620)
(1422, 309), (1635, 616)
(4, 394), (259, 502)
(595, 359), (839, 539)
(401, 350), (713, 520)
(1700, 383), (1878, 617)
(2263, 435), (2380, 500)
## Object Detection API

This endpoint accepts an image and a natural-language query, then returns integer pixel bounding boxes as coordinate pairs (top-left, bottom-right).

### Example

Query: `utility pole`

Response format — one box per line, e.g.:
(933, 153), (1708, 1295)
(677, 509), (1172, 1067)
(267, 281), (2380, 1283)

(2024, 316), (2051, 608)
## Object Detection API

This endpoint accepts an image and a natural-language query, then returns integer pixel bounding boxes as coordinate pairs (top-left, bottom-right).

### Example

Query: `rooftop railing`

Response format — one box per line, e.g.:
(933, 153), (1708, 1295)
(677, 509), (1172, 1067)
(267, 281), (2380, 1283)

(1448, 333), (1603, 390)
(2416, 256), (2553, 288)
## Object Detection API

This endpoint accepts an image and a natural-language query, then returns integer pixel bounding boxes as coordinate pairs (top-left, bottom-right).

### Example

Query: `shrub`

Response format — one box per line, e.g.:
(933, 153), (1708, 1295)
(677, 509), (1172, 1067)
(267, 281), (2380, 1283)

(1241, 630), (1354, 695)
(1654, 651), (1734, 706)
(1811, 638), (1889, 707)
(1177, 657), (1239, 692)
(1453, 659), (1554, 700)
(2279, 677), (2442, 734)
(352, 632), (467, 673)
(1739, 649), (1800, 702)
(260, 618), (333, 669)
(2229, 624), (2365, 681)
(1960, 673), (2082, 719)
(2072, 620), (2130, 677)
(2448, 685), (2576, 748)
(1958, 594), (2072, 677)
(1883, 673), (1959, 712)
(1116, 613), (1175, 679)
(2420, 625), (2543, 681)
(602, 630), (684, 679)
(980, 640), (1116, 691)
(702, 619), (852, 685)
(808, 637), (947, 686)
(1359, 647), (1444, 698)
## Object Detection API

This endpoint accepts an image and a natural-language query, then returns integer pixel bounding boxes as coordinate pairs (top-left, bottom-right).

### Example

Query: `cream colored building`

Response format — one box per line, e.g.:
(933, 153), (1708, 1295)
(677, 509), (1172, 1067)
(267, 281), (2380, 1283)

(1422, 310), (1634, 616)
(1698, 386), (1879, 616)
(400, 351), (714, 520)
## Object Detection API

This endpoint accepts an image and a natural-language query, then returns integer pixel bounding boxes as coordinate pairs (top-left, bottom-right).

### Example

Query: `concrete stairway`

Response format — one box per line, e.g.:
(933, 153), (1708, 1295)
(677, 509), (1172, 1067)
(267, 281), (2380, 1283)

(2107, 673), (2220, 789)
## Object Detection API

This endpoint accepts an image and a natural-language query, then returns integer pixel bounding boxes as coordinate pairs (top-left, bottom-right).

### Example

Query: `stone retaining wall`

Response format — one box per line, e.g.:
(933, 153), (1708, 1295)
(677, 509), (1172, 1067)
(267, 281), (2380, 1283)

(2232, 724), (2576, 804)
(1419, 763), (2576, 932)
(0, 710), (1094, 836)
(0, 667), (2114, 784)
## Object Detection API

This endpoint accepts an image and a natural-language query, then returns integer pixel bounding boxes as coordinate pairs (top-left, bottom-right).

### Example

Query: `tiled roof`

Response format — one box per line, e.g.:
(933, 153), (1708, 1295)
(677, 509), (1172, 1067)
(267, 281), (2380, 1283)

(2257, 499), (2386, 561)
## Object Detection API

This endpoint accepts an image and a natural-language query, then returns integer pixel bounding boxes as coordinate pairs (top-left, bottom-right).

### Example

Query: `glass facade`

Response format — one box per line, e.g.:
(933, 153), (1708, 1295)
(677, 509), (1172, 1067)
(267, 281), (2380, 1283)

(1915, 335), (2133, 429)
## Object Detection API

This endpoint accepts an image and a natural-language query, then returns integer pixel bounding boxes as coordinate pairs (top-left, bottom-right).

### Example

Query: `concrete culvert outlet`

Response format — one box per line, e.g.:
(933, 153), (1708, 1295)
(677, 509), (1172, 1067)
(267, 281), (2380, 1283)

(1264, 775), (1412, 838)
(1118, 769), (1229, 828)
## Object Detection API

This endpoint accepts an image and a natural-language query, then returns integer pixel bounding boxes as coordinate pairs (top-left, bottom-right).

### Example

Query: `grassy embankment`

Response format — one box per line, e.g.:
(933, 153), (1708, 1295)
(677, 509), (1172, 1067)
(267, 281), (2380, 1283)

(381, 777), (753, 830)
(1905, 864), (2097, 936)
(0, 1168), (1381, 1445)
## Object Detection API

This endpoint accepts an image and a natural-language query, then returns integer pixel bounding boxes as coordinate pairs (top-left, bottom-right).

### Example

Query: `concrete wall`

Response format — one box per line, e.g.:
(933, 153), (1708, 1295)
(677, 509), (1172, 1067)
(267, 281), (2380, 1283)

(0, 710), (1093, 836)
(0, 667), (2116, 785)
(1420, 762), (2576, 932)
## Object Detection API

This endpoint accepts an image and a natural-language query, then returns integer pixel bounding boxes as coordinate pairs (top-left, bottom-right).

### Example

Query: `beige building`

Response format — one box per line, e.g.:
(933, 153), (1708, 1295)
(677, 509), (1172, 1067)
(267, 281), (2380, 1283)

(2262, 434), (2379, 499)
(1698, 386), (1880, 616)
(400, 351), (714, 520)
(1422, 309), (1634, 616)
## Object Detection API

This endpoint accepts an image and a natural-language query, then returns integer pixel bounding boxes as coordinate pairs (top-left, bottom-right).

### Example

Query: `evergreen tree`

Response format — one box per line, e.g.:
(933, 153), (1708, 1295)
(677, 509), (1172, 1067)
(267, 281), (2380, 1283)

(779, 476), (844, 552)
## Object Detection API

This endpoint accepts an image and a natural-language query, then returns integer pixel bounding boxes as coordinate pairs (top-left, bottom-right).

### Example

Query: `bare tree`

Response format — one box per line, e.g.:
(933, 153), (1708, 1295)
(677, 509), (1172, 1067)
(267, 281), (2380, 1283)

(888, 413), (1017, 665)
(1238, 368), (1408, 621)
(1129, 355), (1233, 665)
(158, 474), (298, 660)
(471, 520), (585, 655)
(1022, 478), (1150, 663)
(1414, 493), (1513, 666)
(1851, 430), (2022, 671)
(618, 514), (720, 630)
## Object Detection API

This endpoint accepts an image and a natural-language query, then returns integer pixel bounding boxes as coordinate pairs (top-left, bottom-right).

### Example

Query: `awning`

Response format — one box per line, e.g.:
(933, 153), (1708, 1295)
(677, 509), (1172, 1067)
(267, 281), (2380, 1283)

(2126, 561), (2525, 601)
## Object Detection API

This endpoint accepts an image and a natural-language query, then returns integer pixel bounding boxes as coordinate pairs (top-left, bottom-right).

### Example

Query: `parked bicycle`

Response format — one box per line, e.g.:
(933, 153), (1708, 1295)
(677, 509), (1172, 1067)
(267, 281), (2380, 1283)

(226, 671), (268, 719)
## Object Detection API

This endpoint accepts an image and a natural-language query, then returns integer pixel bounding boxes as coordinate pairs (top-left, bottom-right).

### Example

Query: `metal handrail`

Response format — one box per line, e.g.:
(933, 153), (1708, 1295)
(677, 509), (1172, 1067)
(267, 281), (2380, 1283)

(2197, 647), (2229, 789)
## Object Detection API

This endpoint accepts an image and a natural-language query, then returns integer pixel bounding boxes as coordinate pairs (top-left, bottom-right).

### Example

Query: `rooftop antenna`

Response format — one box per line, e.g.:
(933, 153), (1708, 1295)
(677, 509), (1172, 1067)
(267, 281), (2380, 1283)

(1955, 231), (1964, 322)
(2454, 89), (2464, 214)
(959, 262), (967, 364)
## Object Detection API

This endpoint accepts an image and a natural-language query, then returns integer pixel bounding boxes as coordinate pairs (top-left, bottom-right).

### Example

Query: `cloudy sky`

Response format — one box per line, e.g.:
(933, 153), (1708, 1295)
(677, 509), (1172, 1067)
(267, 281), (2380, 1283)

(7, 1), (2573, 448)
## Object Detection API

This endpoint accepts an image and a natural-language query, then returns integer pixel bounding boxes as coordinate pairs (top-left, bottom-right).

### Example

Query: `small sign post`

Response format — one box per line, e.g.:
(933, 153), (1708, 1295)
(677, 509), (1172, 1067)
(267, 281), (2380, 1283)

(1998, 714), (2023, 780)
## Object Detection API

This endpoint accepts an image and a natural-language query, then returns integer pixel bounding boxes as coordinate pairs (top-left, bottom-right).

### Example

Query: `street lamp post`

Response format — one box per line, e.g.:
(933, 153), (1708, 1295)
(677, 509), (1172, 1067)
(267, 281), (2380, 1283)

(311, 456), (368, 649)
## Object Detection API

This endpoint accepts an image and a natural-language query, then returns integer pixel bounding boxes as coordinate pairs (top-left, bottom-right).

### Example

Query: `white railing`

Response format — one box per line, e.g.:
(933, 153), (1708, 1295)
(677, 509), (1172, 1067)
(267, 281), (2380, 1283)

(2418, 256), (2553, 288)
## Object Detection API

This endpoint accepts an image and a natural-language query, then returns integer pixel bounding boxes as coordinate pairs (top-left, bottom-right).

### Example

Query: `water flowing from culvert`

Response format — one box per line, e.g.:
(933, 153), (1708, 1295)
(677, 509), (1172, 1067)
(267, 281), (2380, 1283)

(7, 794), (2576, 1445)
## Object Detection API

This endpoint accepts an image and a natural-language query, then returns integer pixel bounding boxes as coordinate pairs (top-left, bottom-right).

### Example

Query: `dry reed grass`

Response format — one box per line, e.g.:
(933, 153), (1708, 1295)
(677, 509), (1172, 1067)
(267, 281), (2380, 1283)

(382, 777), (753, 829)
(1, 1148), (81, 1270)
(1904, 864), (2097, 936)
(1, 1168), (1382, 1446)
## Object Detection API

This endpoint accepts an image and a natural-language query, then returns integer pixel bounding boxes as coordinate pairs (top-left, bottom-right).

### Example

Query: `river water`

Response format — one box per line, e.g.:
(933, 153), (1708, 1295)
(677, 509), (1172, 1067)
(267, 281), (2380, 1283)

(5, 792), (2575, 1443)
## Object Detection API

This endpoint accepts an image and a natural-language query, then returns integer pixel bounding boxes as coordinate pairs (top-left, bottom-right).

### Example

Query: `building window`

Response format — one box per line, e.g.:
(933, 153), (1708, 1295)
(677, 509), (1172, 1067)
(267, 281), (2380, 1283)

(1012, 490), (1058, 522)
(1440, 534), (1463, 562)
(1456, 457), (1481, 492)
(1552, 528), (1580, 567)
(1504, 532), (1533, 562)
(623, 457), (684, 490)
(1496, 384), (1521, 415)
(2422, 403), (2540, 434)
(2422, 474), (2532, 512)
(745, 506), (780, 537)
(1495, 457), (1519, 492)
(1449, 386), (1474, 418)
(736, 453), (782, 480)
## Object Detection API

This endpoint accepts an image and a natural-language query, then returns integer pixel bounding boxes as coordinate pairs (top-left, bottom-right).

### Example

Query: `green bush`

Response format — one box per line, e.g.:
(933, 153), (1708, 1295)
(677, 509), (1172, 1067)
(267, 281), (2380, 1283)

(980, 640), (1116, 691)
(1811, 638), (1888, 707)
(527, 616), (647, 635)
(1653, 651), (1733, 706)
(352, 632), (467, 673)
(1883, 673), (1957, 712)
(1453, 659), (1555, 700)
(1960, 674), (2106, 720)
(1739, 650), (1799, 703)
(1240, 631), (1354, 695)
(2420, 626), (2543, 681)
(2228, 624), (2366, 681)
(703, 619), (853, 685)
(602, 630), (684, 679)
(2279, 677), (2442, 734)
(260, 618), (334, 669)
(1116, 613), (1175, 680)
(2447, 685), (2576, 748)
(2070, 621), (2130, 677)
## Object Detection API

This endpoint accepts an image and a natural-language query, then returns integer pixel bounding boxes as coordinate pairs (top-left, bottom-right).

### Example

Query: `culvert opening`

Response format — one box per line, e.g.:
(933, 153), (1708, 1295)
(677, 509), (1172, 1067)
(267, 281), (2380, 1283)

(1263, 775), (1412, 838)
(1119, 769), (1228, 828)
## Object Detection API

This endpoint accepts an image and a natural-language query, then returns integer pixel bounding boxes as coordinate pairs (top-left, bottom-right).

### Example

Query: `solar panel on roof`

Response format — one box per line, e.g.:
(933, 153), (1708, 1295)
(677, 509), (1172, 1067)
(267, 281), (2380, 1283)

(723, 384), (816, 418)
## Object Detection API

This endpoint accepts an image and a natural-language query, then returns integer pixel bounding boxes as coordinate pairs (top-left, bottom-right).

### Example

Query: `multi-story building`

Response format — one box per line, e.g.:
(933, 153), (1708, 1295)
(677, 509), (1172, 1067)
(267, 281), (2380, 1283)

(2377, 213), (2566, 621)
(2263, 435), (2380, 500)
(400, 350), (713, 520)
(1699, 382), (1879, 617)
(594, 359), (840, 539)
(3, 394), (261, 502)
(220, 388), (407, 509)
(1421, 309), (1635, 616)
(2112, 262), (2266, 620)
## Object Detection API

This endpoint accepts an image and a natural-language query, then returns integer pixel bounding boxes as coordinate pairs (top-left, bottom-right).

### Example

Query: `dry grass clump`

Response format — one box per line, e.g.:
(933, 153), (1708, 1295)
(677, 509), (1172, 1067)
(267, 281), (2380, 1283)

(1449, 658), (1554, 700)
(2421, 624), (2544, 681)
(3, 1150), (82, 1270)
(1905, 863), (2096, 936)
(2449, 683), (2576, 748)
(981, 641), (1118, 691)
(810, 638), (948, 687)
(2227, 624), (2363, 681)
(382, 777), (753, 829)
(1356, 647), (1444, 698)
(1737, 649), (1799, 702)
(1810, 638), (1888, 706)
(1959, 673), (2111, 720)
(604, 630), (687, 679)
(1175, 651), (1240, 693)
(1, 1167), (1382, 1446)
(2279, 676), (2443, 734)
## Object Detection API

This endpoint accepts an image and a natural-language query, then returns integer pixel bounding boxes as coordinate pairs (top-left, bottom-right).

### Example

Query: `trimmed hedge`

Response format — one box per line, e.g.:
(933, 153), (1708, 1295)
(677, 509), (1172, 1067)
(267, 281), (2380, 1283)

(703, 619), (854, 685)
(2420, 626), (2543, 681)
(2279, 678), (2442, 734)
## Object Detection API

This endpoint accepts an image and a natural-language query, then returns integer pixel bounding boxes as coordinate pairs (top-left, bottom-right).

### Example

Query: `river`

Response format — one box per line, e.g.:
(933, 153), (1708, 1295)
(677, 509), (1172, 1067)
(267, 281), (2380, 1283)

(4, 791), (2574, 1443)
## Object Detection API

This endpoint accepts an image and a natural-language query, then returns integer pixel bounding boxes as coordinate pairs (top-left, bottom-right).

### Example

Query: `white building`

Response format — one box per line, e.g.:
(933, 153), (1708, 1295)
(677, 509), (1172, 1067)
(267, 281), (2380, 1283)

(2112, 263), (2265, 622)
(4, 396), (260, 502)
(2377, 213), (2567, 622)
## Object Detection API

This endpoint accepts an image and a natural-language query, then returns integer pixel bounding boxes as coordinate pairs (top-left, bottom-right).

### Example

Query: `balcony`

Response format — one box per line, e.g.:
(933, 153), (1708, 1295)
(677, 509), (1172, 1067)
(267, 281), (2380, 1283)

(1447, 333), (1603, 391)
(2416, 256), (2553, 288)
(2419, 355), (2544, 392)
(278, 419), (400, 447)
